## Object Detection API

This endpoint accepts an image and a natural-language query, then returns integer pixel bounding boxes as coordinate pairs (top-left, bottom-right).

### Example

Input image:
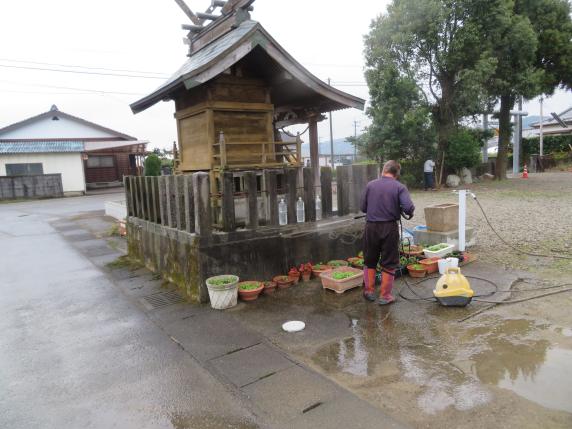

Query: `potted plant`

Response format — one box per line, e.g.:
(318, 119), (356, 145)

(400, 243), (424, 257)
(237, 281), (265, 301)
(263, 280), (277, 295)
(419, 257), (440, 274)
(312, 263), (332, 277)
(347, 257), (365, 268)
(205, 275), (239, 310)
(320, 267), (363, 293)
(300, 263), (313, 281)
(288, 266), (301, 284)
(407, 263), (427, 278)
(273, 275), (294, 289)
(327, 259), (349, 268)
(423, 243), (455, 259)
(449, 250), (465, 262)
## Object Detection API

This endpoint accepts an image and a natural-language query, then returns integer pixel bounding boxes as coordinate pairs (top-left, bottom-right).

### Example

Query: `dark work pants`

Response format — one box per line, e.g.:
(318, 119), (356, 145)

(363, 221), (399, 270)
(424, 172), (434, 190)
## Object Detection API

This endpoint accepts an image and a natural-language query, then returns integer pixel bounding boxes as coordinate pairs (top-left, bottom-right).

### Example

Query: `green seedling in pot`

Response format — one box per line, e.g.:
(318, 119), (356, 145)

(209, 277), (236, 286)
(332, 271), (356, 280)
(239, 282), (261, 290)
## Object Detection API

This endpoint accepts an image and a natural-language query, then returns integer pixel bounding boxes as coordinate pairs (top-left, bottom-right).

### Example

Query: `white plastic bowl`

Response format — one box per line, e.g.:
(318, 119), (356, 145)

(282, 321), (305, 332)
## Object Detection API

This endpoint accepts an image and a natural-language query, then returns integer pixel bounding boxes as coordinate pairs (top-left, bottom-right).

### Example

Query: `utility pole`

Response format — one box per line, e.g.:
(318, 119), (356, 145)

(328, 78), (335, 169)
(539, 96), (544, 157)
(353, 120), (359, 161)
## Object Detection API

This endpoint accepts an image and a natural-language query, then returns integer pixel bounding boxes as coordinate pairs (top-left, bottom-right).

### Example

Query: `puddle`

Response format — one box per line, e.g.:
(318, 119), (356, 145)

(313, 308), (494, 414)
(465, 319), (572, 413)
(497, 348), (572, 413)
(312, 307), (572, 420)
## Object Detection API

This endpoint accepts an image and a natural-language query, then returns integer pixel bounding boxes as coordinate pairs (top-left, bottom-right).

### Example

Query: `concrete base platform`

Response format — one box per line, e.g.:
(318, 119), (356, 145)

(413, 226), (475, 249)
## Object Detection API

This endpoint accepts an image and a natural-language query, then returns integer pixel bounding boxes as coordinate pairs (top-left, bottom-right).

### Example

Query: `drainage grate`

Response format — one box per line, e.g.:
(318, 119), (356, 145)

(141, 290), (185, 310)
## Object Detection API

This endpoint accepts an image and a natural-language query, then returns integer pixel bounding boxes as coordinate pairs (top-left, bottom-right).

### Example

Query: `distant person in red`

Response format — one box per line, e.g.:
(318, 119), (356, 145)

(360, 160), (415, 305)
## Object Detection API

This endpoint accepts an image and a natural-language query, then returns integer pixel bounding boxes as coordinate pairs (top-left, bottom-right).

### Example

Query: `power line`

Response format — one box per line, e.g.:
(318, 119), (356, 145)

(0, 63), (166, 79)
(0, 80), (146, 96)
(0, 89), (93, 95)
(0, 58), (170, 76)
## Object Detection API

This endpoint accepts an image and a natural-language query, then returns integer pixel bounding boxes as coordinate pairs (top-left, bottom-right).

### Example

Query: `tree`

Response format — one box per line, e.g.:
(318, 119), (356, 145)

(490, 0), (572, 179)
(144, 153), (162, 176)
(357, 62), (436, 186)
(364, 0), (502, 182)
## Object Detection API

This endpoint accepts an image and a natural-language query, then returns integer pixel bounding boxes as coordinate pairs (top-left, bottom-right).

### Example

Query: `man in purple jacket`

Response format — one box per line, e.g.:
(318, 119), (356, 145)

(360, 160), (415, 304)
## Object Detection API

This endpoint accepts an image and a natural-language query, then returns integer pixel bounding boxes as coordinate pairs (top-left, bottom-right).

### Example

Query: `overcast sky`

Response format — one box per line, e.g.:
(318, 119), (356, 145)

(1, 0), (570, 149)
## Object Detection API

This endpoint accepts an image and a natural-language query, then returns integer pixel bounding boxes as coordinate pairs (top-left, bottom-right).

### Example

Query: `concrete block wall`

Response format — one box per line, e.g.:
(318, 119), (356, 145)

(128, 216), (365, 303)
(0, 174), (64, 200)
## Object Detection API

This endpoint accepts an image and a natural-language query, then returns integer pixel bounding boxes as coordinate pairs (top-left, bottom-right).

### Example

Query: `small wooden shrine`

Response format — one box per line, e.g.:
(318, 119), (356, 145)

(131, 0), (364, 183)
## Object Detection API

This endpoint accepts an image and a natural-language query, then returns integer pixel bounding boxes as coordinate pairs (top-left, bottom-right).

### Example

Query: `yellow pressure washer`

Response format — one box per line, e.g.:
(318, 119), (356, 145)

(433, 267), (474, 307)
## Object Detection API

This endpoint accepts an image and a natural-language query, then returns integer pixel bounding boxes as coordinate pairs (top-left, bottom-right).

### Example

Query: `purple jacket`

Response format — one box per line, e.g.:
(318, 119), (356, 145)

(360, 176), (415, 222)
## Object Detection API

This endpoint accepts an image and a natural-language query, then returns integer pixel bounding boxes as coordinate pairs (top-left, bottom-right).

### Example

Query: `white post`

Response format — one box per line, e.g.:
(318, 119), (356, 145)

(539, 96), (544, 157)
(458, 190), (466, 252)
(513, 113), (520, 175)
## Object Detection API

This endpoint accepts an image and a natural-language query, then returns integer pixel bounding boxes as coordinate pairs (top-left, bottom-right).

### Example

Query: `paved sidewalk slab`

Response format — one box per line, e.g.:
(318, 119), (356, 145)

(242, 365), (339, 422)
(90, 252), (125, 267)
(147, 302), (209, 325)
(164, 311), (262, 363)
(60, 231), (95, 242)
(277, 391), (407, 429)
(211, 343), (294, 387)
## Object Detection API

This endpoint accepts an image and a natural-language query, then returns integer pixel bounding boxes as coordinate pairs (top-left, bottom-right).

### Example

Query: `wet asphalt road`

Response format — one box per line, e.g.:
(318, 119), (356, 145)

(0, 194), (256, 429)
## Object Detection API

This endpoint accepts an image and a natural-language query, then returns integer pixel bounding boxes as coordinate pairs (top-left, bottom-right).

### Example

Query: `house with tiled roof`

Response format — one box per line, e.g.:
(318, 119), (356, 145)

(530, 106), (572, 137)
(0, 105), (148, 195)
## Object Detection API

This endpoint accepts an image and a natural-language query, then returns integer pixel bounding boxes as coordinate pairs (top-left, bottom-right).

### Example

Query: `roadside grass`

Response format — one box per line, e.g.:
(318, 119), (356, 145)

(106, 255), (144, 271)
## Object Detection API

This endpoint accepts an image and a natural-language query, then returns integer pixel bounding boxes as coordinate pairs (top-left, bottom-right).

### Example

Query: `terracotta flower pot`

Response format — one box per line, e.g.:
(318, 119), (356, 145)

(273, 275), (294, 289)
(407, 264), (427, 278)
(263, 281), (277, 295)
(302, 271), (312, 282)
(419, 257), (439, 274)
(288, 273), (300, 284)
(401, 245), (424, 257)
(237, 281), (265, 301)
(312, 265), (332, 277)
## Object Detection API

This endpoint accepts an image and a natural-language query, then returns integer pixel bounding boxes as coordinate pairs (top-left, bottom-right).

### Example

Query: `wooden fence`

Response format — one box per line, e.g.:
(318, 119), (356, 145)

(124, 164), (379, 236)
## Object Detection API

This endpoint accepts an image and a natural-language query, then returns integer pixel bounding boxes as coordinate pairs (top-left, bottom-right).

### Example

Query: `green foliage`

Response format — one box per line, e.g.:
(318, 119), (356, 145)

(144, 154), (162, 176)
(239, 282), (261, 290)
(358, 59), (436, 187)
(332, 272), (356, 280)
(522, 135), (572, 160)
(152, 147), (174, 170)
(445, 128), (486, 172)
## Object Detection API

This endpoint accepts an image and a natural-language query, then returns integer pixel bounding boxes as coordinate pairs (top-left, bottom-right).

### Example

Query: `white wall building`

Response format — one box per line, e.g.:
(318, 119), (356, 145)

(0, 105), (148, 195)
(0, 149), (85, 194)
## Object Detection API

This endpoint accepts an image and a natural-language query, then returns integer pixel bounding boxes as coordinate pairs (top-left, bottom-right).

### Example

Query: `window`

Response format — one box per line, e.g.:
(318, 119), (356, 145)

(6, 163), (44, 176)
(86, 155), (114, 168)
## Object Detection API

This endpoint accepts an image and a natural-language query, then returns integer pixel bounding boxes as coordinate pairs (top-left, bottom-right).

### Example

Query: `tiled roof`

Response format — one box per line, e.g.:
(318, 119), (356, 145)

(130, 19), (365, 114)
(0, 106), (137, 141)
(0, 141), (84, 154)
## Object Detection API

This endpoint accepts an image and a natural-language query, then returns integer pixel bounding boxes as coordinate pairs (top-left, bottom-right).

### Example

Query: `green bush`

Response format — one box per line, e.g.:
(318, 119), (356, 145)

(522, 135), (572, 160)
(144, 154), (162, 176)
(446, 128), (483, 172)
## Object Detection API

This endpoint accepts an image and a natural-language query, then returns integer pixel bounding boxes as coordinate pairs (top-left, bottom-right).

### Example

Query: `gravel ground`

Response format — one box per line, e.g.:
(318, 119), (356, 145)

(403, 170), (572, 280)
